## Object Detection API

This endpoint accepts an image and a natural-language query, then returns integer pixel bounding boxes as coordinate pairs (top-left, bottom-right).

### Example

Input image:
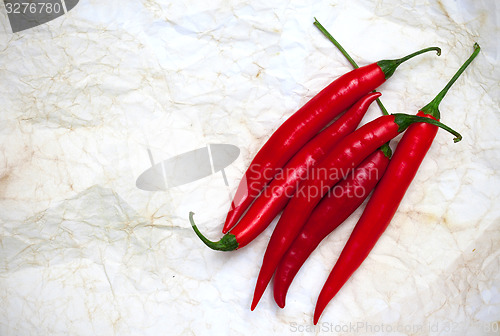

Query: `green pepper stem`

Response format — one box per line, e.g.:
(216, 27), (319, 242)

(420, 43), (481, 120)
(313, 18), (359, 68)
(392, 113), (462, 142)
(313, 17), (389, 115)
(379, 143), (393, 158)
(377, 47), (441, 80)
(189, 212), (238, 251)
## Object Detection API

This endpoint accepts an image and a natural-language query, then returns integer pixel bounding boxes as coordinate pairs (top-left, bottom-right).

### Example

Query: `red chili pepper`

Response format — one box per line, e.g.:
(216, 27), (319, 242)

(190, 92), (381, 250)
(313, 43), (480, 324)
(272, 147), (391, 308)
(222, 46), (441, 234)
(251, 113), (461, 310)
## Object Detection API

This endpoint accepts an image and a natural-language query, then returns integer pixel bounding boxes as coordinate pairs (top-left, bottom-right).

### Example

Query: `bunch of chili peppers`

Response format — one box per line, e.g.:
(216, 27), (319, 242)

(189, 18), (480, 324)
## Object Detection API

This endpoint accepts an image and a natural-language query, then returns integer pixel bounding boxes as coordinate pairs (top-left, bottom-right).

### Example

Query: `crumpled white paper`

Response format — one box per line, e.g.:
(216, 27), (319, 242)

(0, 0), (499, 335)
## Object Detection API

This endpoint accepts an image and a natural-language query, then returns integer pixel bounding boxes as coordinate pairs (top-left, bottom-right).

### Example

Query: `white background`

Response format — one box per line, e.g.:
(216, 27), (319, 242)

(0, 0), (499, 335)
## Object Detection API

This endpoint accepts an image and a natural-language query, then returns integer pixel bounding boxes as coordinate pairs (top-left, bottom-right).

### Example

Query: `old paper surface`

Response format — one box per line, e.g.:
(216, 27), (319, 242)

(0, 0), (498, 335)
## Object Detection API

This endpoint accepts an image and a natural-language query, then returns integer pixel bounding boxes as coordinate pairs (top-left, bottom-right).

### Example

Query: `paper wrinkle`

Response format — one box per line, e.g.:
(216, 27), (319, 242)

(0, 0), (499, 335)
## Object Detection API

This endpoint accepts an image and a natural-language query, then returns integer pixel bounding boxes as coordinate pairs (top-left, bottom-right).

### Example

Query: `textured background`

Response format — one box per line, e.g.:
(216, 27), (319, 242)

(0, 0), (499, 335)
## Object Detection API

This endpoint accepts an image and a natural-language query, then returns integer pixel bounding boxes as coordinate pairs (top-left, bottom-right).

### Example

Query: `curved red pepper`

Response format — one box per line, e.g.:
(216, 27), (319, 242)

(251, 113), (461, 310)
(190, 92), (381, 250)
(223, 47), (441, 234)
(273, 147), (391, 308)
(313, 43), (480, 324)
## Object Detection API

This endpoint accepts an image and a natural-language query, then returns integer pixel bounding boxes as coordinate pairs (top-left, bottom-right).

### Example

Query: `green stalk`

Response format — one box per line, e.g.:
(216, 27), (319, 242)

(189, 212), (239, 251)
(313, 18), (441, 81)
(313, 18), (359, 68)
(377, 47), (441, 80)
(392, 113), (462, 142)
(420, 43), (481, 120)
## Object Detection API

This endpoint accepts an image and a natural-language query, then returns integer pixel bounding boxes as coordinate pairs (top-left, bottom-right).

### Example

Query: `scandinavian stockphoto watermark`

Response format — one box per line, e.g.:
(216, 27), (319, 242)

(136, 146), (378, 205)
(289, 321), (499, 334)
(244, 164), (380, 201)
(4, 0), (79, 32)
(135, 145), (378, 205)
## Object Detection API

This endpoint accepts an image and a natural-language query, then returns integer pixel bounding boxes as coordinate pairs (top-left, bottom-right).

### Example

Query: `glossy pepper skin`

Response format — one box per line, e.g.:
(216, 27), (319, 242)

(190, 92), (381, 251)
(272, 147), (391, 308)
(313, 43), (480, 325)
(251, 113), (461, 310)
(223, 47), (441, 234)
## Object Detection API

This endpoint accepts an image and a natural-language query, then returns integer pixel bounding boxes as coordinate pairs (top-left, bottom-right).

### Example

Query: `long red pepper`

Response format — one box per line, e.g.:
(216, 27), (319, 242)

(190, 92), (381, 250)
(273, 148), (391, 308)
(251, 113), (461, 310)
(273, 19), (393, 308)
(222, 46), (441, 234)
(313, 43), (480, 324)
